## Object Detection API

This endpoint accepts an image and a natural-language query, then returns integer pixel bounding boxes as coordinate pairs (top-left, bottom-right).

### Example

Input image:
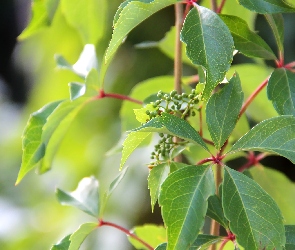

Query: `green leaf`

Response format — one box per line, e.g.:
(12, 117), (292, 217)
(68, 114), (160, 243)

(55, 44), (98, 78)
(128, 224), (166, 249)
(285, 225), (295, 250)
(227, 64), (276, 121)
(51, 234), (71, 250)
(228, 116), (295, 163)
(38, 97), (90, 173)
(133, 113), (209, 151)
(100, 167), (129, 217)
(267, 68), (295, 116)
(61, 0), (106, 44)
(69, 83), (85, 101)
(45, 0), (60, 21)
(222, 166), (285, 250)
(181, 5), (234, 100)
(120, 132), (151, 169)
(155, 243), (167, 250)
(237, 0), (295, 13)
(189, 234), (223, 249)
(250, 165), (295, 224)
(105, 0), (177, 63)
(219, 14), (276, 60)
(159, 165), (215, 250)
(56, 176), (99, 217)
(16, 100), (63, 185)
(206, 73), (244, 149)
(18, 0), (50, 40)
(207, 195), (229, 229)
(68, 222), (97, 250)
(148, 163), (170, 211)
(265, 14), (284, 54)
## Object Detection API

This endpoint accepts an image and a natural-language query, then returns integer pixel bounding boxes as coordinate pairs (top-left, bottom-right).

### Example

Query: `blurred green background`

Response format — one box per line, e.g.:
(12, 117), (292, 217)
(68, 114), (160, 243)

(0, 0), (295, 249)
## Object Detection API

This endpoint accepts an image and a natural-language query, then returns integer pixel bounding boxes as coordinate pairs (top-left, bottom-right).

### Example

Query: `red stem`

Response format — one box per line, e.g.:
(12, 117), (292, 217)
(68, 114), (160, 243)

(285, 61), (295, 69)
(96, 89), (143, 105)
(196, 157), (214, 165)
(239, 77), (269, 118)
(217, 0), (227, 13)
(238, 152), (268, 172)
(98, 219), (154, 250)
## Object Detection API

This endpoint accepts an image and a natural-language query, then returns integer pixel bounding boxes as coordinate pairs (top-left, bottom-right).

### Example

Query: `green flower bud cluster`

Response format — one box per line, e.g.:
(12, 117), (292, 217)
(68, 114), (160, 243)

(150, 133), (174, 162)
(145, 88), (200, 120)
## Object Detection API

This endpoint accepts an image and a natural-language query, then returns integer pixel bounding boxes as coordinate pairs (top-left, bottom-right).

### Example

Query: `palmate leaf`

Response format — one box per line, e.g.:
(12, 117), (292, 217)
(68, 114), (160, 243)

(206, 73), (244, 150)
(61, 0), (106, 44)
(222, 166), (285, 250)
(285, 225), (295, 250)
(128, 224), (166, 249)
(68, 222), (97, 250)
(159, 165), (215, 250)
(148, 163), (170, 211)
(51, 234), (71, 250)
(56, 176), (99, 217)
(181, 5), (234, 100)
(228, 116), (295, 163)
(237, 0), (295, 13)
(265, 14), (284, 54)
(120, 132), (151, 169)
(207, 195), (229, 229)
(219, 14), (276, 60)
(132, 113), (209, 151)
(16, 100), (63, 185)
(267, 68), (295, 116)
(105, 0), (178, 64)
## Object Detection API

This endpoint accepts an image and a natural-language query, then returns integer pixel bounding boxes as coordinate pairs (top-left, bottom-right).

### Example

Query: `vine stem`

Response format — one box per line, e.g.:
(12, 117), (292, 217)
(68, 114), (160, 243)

(173, 2), (183, 162)
(95, 89), (143, 105)
(211, 0), (218, 12)
(98, 219), (154, 250)
(239, 77), (269, 118)
(217, 0), (227, 13)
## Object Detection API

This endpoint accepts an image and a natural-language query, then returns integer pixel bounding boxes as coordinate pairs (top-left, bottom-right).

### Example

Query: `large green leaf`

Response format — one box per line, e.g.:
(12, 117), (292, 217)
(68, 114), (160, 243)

(61, 0), (106, 44)
(265, 14), (284, 54)
(227, 64), (276, 121)
(132, 113), (209, 151)
(120, 132), (151, 169)
(206, 73), (244, 149)
(159, 165), (215, 250)
(222, 166), (285, 250)
(155, 243), (167, 250)
(68, 222), (97, 250)
(180, 5), (234, 100)
(267, 68), (295, 116)
(250, 165), (295, 224)
(148, 163), (170, 212)
(285, 225), (295, 250)
(16, 100), (63, 185)
(219, 14), (276, 60)
(18, 0), (50, 40)
(237, 0), (295, 13)
(56, 176), (99, 217)
(207, 195), (229, 229)
(228, 116), (295, 163)
(105, 0), (177, 63)
(38, 97), (90, 173)
(128, 224), (166, 249)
